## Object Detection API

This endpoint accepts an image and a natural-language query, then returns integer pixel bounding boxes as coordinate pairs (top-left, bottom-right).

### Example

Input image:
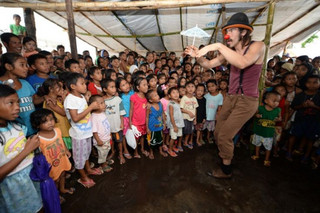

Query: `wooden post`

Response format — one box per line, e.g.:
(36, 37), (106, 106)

(23, 8), (36, 41)
(258, 1), (276, 101)
(65, 0), (78, 60)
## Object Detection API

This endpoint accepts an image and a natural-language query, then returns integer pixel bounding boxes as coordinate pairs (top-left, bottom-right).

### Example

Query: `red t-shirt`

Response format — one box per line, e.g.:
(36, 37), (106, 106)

(130, 93), (147, 125)
(87, 82), (102, 95)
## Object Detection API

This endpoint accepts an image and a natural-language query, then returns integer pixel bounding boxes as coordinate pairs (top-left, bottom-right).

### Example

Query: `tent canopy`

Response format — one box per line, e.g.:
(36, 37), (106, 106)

(1, 0), (319, 57)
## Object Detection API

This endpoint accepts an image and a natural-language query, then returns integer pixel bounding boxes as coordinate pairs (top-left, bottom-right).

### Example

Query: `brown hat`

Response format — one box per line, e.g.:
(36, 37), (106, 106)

(222, 12), (253, 35)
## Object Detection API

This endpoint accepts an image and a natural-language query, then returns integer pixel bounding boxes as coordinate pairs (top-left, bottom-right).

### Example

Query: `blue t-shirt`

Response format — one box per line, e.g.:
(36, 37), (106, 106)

(0, 79), (36, 136)
(26, 74), (55, 91)
(120, 90), (134, 118)
(148, 103), (163, 132)
(204, 93), (223, 121)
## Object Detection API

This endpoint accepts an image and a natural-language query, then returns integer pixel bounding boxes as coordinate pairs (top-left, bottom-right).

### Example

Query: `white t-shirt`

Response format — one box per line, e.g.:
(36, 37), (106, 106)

(104, 96), (126, 133)
(91, 112), (111, 145)
(0, 123), (33, 176)
(64, 94), (92, 140)
(180, 95), (199, 121)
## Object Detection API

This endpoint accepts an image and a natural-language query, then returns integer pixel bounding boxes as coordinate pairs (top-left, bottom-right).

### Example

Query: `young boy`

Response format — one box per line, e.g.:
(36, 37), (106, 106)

(65, 59), (82, 73)
(64, 73), (102, 188)
(287, 75), (320, 162)
(10, 14), (26, 37)
(251, 91), (281, 167)
(180, 81), (198, 149)
(195, 84), (206, 146)
(101, 79), (126, 164)
(26, 53), (51, 91)
(204, 79), (223, 143)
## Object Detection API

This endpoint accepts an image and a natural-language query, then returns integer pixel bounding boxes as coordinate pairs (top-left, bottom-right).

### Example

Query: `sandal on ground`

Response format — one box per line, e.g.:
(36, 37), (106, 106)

(251, 155), (259, 160)
(162, 145), (168, 152)
(134, 154), (141, 159)
(264, 160), (271, 167)
(207, 168), (232, 179)
(160, 151), (168, 157)
(90, 162), (95, 168)
(141, 150), (149, 157)
(177, 146), (183, 152)
(123, 153), (132, 159)
(167, 150), (178, 157)
(149, 154), (155, 160)
(61, 187), (75, 195)
(88, 168), (104, 175)
(107, 159), (115, 165)
(102, 165), (113, 172)
(77, 178), (95, 188)
(118, 156), (126, 164)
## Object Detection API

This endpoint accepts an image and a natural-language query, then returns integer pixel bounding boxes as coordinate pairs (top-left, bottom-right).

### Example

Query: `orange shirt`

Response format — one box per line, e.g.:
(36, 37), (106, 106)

(39, 128), (71, 180)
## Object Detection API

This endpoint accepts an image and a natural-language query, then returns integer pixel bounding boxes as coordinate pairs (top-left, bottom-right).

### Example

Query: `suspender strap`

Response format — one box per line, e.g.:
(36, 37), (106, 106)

(236, 41), (254, 95)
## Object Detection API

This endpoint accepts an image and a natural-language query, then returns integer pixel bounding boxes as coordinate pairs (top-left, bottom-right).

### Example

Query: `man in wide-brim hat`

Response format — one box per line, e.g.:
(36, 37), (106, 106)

(186, 12), (265, 178)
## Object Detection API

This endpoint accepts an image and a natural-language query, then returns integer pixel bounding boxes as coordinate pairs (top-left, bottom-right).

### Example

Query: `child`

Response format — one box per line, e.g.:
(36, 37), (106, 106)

(146, 90), (168, 159)
(64, 73), (102, 188)
(204, 79), (223, 143)
(101, 79), (126, 163)
(104, 69), (117, 81)
(157, 73), (167, 85)
(167, 77), (177, 88)
(22, 37), (38, 58)
(251, 91), (281, 167)
(158, 83), (170, 151)
(87, 66), (103, 95)
(146, 74), (157, 91)
(0, 53), (44, 136)
(65, 59), (82, 73)
(117, 78), (134, 162)
(0, 84), (42, 213)
(195, 84), (206, 146)
(39, 78), (72, 150)
(26, 53), (51, 91)
(130, 77), (149, 158)
(287, 75), (320, 162)
(181, 81), (198, 149)
(167, 87), (185, 157)
(10, 14), (26, 37)
(30, 109), (73, 195)
(219, 79), (228, 99)
(89, 95), (113, 172)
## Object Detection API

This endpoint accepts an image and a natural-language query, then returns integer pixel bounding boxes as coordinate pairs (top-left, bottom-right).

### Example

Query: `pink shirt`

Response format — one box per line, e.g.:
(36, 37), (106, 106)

(160, 98), (169, 112)
(130, 93), (147, 125)
(228, 63), (262, 98)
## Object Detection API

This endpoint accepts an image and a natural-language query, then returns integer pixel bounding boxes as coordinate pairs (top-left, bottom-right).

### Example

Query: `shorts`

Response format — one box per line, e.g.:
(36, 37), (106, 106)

(195, 123), (204, 131)
(94, 142), (111, 164)
(123, 117), (130, 135)
(111, 131), (123, 143)
(72, 137), (92, 169)
(147, 131), (163, 147)
(183, 119), (194, 135)
(170, 127), (183, 140)
(252, 134), (273, 151)
(274, 126), (282, 144)
(290, 120), (320, 141)
(204, 120), (215, 132)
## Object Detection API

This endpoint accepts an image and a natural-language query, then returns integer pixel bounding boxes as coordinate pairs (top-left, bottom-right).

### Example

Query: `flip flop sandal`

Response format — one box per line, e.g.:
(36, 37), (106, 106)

(88, 168), (104, 175)
(123, 153), (132, 159)
(107, 159), (115, 165)
(62, 187), (75, 195)
(142, 150), (149, 157)
(77, 179), (95, 188)
(134, 154), (141, 159)
(102, 165), (113, 172)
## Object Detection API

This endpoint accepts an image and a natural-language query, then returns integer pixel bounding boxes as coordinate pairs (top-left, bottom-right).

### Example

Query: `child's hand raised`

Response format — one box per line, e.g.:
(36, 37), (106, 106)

(24, 134), (40, 154)
(89, 101), (100, 110)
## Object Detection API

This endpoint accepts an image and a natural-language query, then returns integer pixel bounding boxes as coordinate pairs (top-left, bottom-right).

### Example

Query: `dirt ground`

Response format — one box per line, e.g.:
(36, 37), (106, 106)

(61, 143), (320, 213)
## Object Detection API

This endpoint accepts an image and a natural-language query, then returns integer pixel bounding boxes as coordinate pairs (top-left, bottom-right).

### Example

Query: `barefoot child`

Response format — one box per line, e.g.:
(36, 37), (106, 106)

(251, 91), (281, 167)
(0, 84), (42, 213)
(167, 87), (185, 157)
(30, 109), (73, 196)
(89, 95), (113, 172)
(146, 90), (168, 159)
(64, 73), (102, 188)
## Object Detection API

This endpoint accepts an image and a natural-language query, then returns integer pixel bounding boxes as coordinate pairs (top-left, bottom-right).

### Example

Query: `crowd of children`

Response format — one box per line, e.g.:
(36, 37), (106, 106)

(0, 30), (320, 212)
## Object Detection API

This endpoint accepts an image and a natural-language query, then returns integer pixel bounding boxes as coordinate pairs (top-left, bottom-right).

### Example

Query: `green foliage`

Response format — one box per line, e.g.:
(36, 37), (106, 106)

(301, 34), (319, 48)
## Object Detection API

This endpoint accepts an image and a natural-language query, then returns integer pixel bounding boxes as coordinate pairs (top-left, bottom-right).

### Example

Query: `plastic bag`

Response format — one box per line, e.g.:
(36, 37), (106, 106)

(125, 129), (137, 149)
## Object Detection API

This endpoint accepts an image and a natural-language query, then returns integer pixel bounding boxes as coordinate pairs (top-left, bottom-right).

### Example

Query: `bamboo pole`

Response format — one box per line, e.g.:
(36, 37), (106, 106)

(258, 0), (276, 102)
(180, 7), (184, 50)
(0, 0), (270, 11)
(65, 0), (78, 59)
(24, 8), (37, 42)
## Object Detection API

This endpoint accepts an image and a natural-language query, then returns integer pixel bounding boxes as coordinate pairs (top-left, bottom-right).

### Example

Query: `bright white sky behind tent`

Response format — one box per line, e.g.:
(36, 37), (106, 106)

(0, 7), (319, 59)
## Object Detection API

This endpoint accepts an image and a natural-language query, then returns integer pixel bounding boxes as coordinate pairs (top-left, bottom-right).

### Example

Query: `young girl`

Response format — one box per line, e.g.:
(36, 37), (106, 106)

(146, 90), (168, 159)
(38, 78), (72, 150)
(130, 77), (149, 158)
(87, 66), (103, 95)
(167, 87), (185, 157)
(22, 36), (38, 58)
(0, 53), (44, 136)
(104, 69), (117, 81)
(219, 79), (228, 99)
(146, 74), (157, 91)
(124, 72), (133, 89)
(117, 78), (134, 163)
(89, 95), (113, 172)
(158, 83), (170, 151)
(30, 109), (73, 196)
(195, 84), (206, 146)
(0, 84), (42, 213)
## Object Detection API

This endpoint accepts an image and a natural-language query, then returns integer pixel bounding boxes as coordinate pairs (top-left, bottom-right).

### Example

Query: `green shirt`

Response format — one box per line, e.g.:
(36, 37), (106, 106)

(10, 24), (26, 36)
(253, 105), (281, 138)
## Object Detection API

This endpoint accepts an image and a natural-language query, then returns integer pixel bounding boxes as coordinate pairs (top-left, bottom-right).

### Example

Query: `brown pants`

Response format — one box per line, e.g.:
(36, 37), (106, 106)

(214, 94), (258, 160)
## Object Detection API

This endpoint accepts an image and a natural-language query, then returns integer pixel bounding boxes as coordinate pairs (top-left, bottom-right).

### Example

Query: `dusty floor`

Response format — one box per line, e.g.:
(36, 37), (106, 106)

(62, 143), (320, 213)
